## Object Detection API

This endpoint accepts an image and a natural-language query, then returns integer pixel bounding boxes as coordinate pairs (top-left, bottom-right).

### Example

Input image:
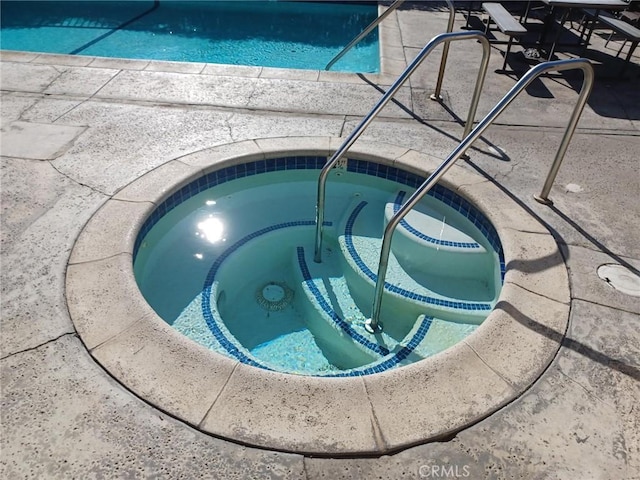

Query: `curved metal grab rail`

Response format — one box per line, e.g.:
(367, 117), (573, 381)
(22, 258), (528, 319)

(366, 58), (594, 333)
(314, 30), (491, 263)
(325, 0), (405, 71)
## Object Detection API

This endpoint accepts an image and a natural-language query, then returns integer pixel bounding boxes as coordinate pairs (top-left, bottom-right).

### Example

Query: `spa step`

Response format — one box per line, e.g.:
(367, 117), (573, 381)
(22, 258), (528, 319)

(370, 314), (479, 369)
(329, 314), (436, 376)
(326, 314), (479, 376)
(339, 200), (495, 324)
(385, 191), (495, 284)
(293, 246), (402, 360)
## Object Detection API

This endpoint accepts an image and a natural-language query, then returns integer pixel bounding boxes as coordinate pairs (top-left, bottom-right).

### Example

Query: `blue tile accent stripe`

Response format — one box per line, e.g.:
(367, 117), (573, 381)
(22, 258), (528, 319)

(134, 155), (327, 258)
(394, 191), (482, 249)
(345, 159), (503, 258)
(296, 247), (390, 357)
(325, 315), (433, 377)
(344, 201), (492, 312)
(134, 156), (504, 265)
(201, 289), (272, 370)
(200, 220), (331, 371)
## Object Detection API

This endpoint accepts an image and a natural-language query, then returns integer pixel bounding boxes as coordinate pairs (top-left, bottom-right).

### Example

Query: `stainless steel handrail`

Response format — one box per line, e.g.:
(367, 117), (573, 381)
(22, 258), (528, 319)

(431, 0), (456, 101)
(314, 31), (491, 263)
(365, 58), (594, 333)
(325, 0), (405, 71)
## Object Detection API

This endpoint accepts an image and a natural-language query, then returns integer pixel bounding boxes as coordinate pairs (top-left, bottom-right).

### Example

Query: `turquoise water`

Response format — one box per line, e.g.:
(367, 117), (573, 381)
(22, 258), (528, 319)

(134, 164), (501, 376)
(0, 1), (380, 72)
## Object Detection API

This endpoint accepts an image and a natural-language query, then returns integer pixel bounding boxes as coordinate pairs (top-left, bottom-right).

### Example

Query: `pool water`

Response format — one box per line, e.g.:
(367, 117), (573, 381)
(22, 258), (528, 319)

(134, 157), (504, 376)
(0, 1), (380, 72)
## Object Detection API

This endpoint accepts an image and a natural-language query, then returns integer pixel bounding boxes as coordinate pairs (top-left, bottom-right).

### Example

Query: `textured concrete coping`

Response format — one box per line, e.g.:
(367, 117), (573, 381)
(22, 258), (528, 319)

(66, 137), (570, 455)
(1, 49), (402, 85)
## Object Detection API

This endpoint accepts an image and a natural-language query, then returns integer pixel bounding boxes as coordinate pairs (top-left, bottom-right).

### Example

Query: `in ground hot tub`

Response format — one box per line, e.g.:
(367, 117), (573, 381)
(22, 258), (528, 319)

(133, 156), (504, 376)
(66, 138), (570, 455)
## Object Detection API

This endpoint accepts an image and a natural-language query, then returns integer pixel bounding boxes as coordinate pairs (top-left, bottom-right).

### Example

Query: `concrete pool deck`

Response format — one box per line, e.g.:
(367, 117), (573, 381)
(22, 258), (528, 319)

(2, 4), (639, 479)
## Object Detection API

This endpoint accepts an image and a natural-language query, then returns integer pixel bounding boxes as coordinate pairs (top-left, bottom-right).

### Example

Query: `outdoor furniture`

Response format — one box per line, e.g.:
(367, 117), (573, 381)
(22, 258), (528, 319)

(581, 9), (640, 74)
(521, 1), (545, 24)
(604, 9), (640, 48)
(463, 1), (484, 29)
(482, 2), (528, 71)
(537, 0), (629, 59)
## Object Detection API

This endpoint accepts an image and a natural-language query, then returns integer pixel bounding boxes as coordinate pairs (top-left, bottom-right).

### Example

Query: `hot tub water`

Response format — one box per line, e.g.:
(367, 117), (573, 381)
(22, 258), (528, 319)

(134, 158), (503, 376)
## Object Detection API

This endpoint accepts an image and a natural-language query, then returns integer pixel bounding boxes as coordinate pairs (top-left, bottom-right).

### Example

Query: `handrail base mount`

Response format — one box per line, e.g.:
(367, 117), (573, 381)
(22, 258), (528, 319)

(533, 194), (554, 206)
(364, 318), (383, 333)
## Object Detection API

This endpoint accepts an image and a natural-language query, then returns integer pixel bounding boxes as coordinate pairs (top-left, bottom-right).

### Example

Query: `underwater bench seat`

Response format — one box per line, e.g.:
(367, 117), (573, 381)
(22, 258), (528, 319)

(384, 190), (494, 284)
(338, 197), (497, 326)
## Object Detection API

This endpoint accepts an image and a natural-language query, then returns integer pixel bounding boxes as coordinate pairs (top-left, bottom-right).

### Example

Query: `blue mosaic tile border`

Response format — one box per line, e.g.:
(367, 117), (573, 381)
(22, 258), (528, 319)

(134, 156), (504, 265)
(394, 191), (482, 249)
(344, 201), (492, 312)
(325, 315), (433, 377)
(296, 247), (390, 357)
(346, 159), (503, 257)
(134, 155), (327, 258)
(200, 220), (330, 371)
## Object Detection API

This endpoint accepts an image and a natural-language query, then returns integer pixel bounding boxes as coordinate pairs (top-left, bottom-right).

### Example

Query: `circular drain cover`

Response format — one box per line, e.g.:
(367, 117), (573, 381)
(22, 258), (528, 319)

(597, 264), (640, 297)
(263, 284), (285, 302)
(256, 282), (294, 311)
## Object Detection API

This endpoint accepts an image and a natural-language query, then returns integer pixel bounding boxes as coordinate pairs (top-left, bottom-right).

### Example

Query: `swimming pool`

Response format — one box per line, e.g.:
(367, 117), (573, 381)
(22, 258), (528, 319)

(0, 1), (380, 72)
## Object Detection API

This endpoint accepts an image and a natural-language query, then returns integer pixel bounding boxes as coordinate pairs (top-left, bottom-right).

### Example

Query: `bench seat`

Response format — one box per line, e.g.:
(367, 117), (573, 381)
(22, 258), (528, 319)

(598, 14), (640, 41)
(482, 2), (528, 71)
(582, 9), (640, 76)
(483, 2), (527, 36)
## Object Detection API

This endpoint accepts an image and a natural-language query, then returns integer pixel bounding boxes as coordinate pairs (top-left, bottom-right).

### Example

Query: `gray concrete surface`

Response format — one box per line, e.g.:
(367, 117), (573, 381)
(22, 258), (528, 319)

(2, 4), (639, 479)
